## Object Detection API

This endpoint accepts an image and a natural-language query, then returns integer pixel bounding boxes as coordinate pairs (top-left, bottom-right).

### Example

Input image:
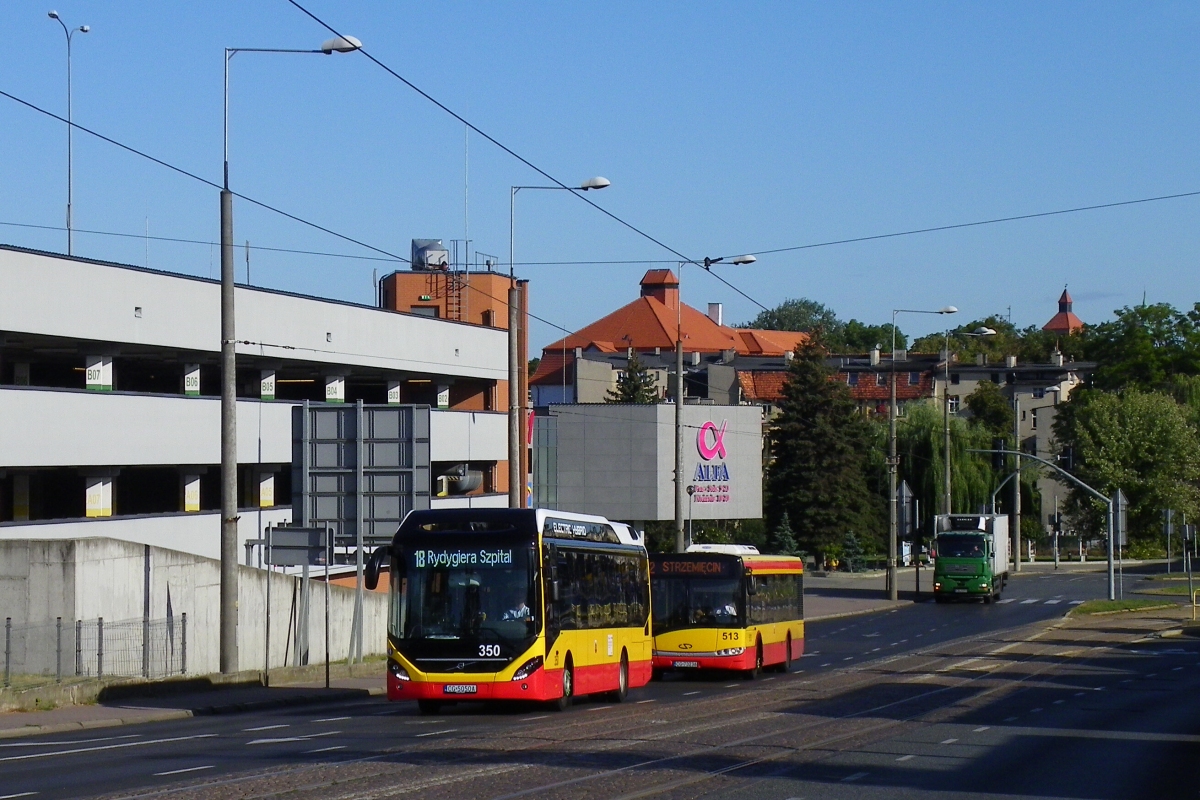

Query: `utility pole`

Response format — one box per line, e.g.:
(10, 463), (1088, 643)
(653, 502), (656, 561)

(508, 280), (521, 508)
(1012, 394), (1021, 572)
(219, 185), (238, 673)
(942, 333), (952, 515)
(674, 332), (686, 553)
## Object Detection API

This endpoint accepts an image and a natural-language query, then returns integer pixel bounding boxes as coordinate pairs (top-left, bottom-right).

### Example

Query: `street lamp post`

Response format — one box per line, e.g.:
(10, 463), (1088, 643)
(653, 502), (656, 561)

(218, 35), (361, 674)
(888, 306), (956, 601)
(47, 11), (89, 256)
(674, 255), (756, 553)
(940, 325), (996, 518)
(508, 177), (610, 509)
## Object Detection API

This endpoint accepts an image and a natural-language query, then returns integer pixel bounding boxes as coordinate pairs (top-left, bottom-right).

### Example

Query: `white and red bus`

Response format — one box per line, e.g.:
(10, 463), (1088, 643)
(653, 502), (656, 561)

(367, 509), (652, 713)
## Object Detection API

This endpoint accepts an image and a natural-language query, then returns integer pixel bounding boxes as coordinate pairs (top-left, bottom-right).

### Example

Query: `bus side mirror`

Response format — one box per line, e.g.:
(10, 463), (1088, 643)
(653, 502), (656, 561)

(745, 578), (756, 596)
(364, 545), (389, 591)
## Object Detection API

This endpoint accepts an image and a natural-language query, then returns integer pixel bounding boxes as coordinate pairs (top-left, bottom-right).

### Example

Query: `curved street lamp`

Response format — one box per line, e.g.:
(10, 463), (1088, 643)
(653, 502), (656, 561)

(217, 37), (361, 676)
(674, 254), (756, 552)
(507, 176), (611, 509)
(47, 10), (89, 256)
(887, 305), (957, 600)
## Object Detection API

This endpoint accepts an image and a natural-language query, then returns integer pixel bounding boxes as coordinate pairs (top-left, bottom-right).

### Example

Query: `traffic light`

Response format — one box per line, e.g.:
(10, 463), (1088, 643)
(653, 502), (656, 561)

(992, 438), (1006, 471)
(1059, 445), (1074, 472)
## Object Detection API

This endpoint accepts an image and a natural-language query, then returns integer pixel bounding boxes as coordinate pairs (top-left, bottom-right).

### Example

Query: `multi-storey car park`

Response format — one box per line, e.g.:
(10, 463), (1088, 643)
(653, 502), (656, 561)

(0, 243), (520, 562)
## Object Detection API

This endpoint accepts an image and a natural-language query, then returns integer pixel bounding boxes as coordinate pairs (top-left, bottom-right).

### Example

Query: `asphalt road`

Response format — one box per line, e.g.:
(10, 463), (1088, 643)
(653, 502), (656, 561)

(2, 566), (1197, 800)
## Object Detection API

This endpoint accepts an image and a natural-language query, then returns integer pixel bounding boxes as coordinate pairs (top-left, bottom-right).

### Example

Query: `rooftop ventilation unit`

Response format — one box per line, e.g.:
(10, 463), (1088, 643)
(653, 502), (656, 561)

(411, 239), (449, 271)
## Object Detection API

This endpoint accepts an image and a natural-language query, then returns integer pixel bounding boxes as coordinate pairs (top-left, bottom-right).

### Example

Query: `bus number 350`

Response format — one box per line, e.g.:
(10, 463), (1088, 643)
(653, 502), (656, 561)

(479, 644), (501, 657)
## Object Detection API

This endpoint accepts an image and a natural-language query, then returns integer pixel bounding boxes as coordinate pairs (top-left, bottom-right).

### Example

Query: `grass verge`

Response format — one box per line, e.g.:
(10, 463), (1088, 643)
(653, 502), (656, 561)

(1070, 599), (1176, 616)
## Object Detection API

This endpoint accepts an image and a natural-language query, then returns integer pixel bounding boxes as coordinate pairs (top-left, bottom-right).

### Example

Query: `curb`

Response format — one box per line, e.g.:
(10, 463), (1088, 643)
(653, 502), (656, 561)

(0, 686), (384, 740)
(808, 603), (903, 623)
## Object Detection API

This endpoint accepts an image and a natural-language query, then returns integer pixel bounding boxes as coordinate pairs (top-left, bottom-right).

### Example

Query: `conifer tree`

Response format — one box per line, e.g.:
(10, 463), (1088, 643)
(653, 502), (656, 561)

(769, 511), (800, 556)
(606, 351), (660, 404)
(766, 337), (880, 555)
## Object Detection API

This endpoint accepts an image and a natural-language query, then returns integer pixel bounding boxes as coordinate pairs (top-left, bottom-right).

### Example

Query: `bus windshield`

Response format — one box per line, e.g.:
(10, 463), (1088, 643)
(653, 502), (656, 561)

(937, 534), (987, 559)
(391, 536), (538, 654)
(651, 577), (743, 634)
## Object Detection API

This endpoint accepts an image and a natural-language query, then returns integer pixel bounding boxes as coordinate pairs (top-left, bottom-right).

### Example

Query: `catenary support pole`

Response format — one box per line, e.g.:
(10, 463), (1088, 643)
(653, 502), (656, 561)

(675, 337), (686, 553)
(888, 323), (899, 601)
(508, 283), (521, 508)
(943, 334), (952, 515)
(219, 186), (239, 673)
(1012, 395), (1021, 572)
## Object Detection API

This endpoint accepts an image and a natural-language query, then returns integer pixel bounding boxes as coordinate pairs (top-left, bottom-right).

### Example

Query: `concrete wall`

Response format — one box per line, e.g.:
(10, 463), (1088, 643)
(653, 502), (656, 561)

(543, 404), (763, 521)
(0, 508), (291, 562)
(0, 246), (506, 382)
(0, 386), (293, 467)
(0, 537), (387, 675)
(428, 409), (508, 463)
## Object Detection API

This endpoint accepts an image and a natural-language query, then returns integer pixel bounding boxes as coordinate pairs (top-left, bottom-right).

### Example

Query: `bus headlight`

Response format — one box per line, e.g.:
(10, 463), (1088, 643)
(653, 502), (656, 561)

(512, 656), (543, 681)
(389, 660), (411, 681)
(715, 648), (745, 657)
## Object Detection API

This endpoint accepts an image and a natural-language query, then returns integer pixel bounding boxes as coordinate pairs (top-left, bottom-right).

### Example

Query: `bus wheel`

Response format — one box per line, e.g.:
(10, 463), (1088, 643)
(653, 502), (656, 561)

(417, 700), (441, 715)
(744, 642), (763, 680)
(781, 634), (793, 672)
(551, 657), (574, 712)
(610, 651), (629, 703)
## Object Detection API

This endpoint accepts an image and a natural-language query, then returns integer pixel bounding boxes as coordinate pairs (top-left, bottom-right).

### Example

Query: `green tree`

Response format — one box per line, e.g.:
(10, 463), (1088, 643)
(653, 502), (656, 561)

(841, 531), (865, 572)
(1082, 303), (1200, 391)
(766, 338), (881, 556)
(1053, 388), (1200, 541)
(964, 380), (1015, 436)
(606, 351), (660, 403)
(768, 512), (800, 556)
(895, 403), (998, 518)
(740, 298), (905, 351)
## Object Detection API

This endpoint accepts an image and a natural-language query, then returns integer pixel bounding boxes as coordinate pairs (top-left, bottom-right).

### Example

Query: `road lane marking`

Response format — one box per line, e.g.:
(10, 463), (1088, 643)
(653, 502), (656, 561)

(0, 734), (140, 749)
(1044, 600), (1061, 604)
(871, 647), (881, 652)
(587, 707), (611, 712)
(0, 792), (38, 798)
(683, 691), (701, 696)
(725, 684), (740, 688)
(243, 724), (289, 732)
(1074, 692), (1086, 696)
(896, 754), (916, 761)
(820, 663), (832, 667)
(1004, 716), (1019, 722)
(415, 729), (457, 737)
(0, 733), (218, 763)
(973, 726), (990, 732)
(248, 730), (341, 746)
(520, 715), (549, 721)
(306, 745), (346, 753)
(842, 772), (868, 782)
(153, 766), (214, 777)
(1069, 600), (1084, 605)
(636, 700), (656, 704)
(940, 738), (958, 744)
(312, 716), (351, 723)
(1053, 700), (1064, 704)
(1020, 599), (1039, 604)
(843, 657), (854, 661)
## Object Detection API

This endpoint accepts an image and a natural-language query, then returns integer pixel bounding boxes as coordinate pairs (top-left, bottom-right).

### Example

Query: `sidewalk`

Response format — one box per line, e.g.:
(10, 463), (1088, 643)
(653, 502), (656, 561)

(0, 667), (385, 740)
(805, 570), (909, 621)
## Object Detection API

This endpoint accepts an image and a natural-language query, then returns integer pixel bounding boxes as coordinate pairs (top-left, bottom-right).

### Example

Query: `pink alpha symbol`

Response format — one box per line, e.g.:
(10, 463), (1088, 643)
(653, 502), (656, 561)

(697, 420), (728, 460)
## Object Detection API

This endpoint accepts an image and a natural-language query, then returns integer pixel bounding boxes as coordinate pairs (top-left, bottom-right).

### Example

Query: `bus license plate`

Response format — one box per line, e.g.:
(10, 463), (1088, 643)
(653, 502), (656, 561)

(954, 588), (968, 593)
(673, 660), (700, 668)
(443, 684), (478, 695)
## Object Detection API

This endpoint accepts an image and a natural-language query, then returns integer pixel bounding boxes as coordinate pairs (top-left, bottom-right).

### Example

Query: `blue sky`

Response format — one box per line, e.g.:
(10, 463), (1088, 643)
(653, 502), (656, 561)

(3, 2), (1199, 352)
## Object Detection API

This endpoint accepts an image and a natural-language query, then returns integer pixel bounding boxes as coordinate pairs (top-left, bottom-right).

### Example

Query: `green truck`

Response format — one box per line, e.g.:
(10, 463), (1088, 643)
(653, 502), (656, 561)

(932, 514), (1010, 604)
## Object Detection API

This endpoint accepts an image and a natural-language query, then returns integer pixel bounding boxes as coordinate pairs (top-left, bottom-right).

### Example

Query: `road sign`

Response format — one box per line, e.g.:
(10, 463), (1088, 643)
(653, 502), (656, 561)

(898, 480), (915, 539)
(267, 526), (332, 567)
(1114, 489), (1128, 548)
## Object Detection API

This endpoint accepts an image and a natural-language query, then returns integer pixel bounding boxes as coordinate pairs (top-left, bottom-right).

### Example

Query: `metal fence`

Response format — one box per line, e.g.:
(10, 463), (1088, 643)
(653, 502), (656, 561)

(3, 614), (187, 689)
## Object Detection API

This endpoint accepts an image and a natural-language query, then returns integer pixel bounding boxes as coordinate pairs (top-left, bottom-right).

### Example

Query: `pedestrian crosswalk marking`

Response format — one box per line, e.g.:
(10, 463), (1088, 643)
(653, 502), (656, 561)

(997, 598), (1016, 604)
(1020, 599), (1039, 604)
(1044, 599), (1061, 604)
(1069, 600), (1085, 605)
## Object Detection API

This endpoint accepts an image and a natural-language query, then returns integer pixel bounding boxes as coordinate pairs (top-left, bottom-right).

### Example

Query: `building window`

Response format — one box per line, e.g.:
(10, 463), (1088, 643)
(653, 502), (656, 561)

(1032, 408), (1038, 429)
(950, 373), (960, 385)
(410, 306), (439, 317)
(908, 372), (921, 386)
(876, 373), (887, 387)
(948, 396), (960, 415)
(847, 373), (859, 386)
(1033, 388), (1046, 399)
(990, 372), (1000, 383)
